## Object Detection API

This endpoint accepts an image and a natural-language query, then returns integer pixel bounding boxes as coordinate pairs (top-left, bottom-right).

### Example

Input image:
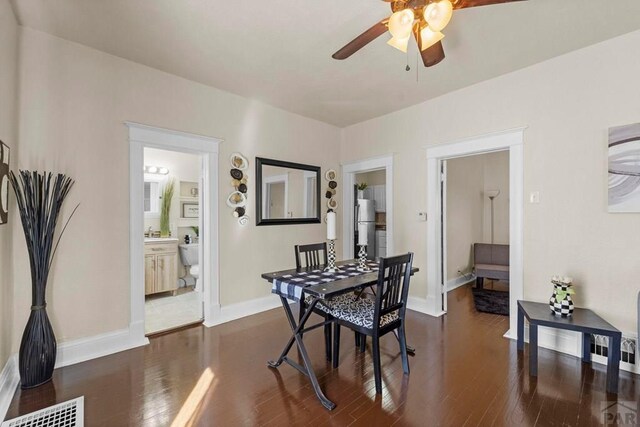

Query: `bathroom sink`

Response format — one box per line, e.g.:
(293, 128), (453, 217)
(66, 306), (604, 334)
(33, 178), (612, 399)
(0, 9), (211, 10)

(144, 237), (179, 243)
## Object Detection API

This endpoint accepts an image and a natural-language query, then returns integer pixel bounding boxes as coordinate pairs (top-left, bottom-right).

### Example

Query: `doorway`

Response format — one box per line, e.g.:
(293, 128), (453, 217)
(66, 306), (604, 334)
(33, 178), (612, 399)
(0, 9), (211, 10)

(342, 155), (394, 259)
(443, 151), (510, 316)
(128, 123), (221, 343)
(426, 128), (524, 336)
(142, 147), (203, 334)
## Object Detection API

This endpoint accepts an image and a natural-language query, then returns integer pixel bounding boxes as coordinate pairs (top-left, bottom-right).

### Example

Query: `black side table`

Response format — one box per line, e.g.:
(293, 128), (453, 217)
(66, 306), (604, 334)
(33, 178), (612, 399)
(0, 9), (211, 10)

(517, 300), (622, 394)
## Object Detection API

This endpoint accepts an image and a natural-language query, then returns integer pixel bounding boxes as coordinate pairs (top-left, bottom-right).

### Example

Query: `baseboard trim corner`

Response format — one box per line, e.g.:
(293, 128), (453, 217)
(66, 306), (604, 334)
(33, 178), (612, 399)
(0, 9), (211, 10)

(0, 354), (19, 422)
(56, 325), (148, 369)
(446, 275), (475, 292)
(205, 295), (281, 327)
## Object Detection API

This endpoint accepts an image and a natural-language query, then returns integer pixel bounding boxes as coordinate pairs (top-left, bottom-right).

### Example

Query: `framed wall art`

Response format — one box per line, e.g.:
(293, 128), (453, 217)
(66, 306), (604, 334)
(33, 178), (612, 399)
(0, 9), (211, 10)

(608, 123), (640, 212)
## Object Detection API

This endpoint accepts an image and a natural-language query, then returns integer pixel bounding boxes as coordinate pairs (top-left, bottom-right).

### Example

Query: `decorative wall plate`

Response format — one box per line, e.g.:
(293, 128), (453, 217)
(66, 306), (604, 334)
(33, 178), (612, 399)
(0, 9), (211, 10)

(226, 191), (247, 208)
(233, 206), (246, 217)
(325, 170), (337, 181)
(328, 181), (337, 189)
(238, 183), (247, 194)
(230, 152), (249, 170)
(327, 199), (338, 210)
(238, 215), (249, 226)
(230, 169), (243, 180)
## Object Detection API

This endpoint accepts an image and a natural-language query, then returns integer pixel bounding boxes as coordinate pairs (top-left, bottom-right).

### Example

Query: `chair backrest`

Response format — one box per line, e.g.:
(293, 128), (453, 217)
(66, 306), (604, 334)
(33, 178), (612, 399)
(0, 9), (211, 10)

(374, 252), (414, 329)
(294, 243), (328, 269)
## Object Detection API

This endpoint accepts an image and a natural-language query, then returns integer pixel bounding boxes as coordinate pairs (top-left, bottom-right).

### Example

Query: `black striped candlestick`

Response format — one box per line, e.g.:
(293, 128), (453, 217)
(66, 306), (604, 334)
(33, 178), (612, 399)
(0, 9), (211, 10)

(356, 245), (370, 272)
(324, 240), (341, 272)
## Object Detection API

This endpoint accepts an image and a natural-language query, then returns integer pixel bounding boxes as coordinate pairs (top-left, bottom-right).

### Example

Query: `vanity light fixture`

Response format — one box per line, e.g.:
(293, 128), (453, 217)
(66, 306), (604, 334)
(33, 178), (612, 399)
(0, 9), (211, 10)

(144, 165), (170, 175)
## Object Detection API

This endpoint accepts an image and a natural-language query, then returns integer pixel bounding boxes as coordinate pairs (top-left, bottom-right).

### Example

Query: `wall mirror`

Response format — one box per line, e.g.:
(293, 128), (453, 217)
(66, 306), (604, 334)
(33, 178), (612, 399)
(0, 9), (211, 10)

(256, 157), (321, 226)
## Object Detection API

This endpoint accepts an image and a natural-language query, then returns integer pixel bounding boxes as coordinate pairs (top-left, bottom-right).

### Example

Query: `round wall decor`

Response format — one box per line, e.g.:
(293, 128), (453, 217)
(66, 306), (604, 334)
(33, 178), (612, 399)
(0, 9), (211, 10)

(230, 169), (243, 180)
(230, 152), (249, 170)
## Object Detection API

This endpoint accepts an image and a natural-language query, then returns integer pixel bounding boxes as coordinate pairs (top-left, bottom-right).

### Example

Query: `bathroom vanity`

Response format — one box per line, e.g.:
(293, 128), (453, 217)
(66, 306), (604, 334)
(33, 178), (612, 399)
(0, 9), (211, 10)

(144, 238), (179, 296)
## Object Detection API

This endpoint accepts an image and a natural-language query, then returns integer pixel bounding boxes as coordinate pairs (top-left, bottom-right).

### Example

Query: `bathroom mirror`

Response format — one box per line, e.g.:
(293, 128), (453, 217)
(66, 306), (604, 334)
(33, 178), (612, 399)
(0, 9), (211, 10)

(255, 157), (321, 226)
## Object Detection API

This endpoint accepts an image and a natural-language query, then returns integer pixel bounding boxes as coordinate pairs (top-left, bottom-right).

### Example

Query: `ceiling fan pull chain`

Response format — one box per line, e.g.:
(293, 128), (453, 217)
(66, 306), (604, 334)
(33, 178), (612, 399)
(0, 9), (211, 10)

(405, 49), (411, 72)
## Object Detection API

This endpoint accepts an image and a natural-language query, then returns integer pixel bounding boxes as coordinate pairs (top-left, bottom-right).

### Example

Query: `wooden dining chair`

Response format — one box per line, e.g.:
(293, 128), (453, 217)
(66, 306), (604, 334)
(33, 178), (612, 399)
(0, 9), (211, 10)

(295, 243), (333, 360)
(330, 252), (414, 394)
(294, 242), (328, 269)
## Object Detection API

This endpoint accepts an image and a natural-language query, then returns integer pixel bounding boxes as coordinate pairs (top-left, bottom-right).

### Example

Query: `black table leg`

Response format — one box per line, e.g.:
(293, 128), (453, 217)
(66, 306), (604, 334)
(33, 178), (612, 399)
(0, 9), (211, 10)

(582, 332), (592, 363)
(607, 333), (621, 394)
(517, 305), (524, 351)
(529, 323), (538, 377)
(268, 296), (337, 410)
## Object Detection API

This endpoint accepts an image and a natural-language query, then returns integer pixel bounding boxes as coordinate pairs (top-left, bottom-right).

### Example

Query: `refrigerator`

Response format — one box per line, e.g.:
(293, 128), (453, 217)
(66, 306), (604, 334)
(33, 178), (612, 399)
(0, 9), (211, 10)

(355, 198), (376, 260)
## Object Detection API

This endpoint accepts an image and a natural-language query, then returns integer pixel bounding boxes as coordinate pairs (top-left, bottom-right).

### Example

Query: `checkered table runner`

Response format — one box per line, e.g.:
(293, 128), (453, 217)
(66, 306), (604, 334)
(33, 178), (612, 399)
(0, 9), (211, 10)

(271, 261), (379, 302)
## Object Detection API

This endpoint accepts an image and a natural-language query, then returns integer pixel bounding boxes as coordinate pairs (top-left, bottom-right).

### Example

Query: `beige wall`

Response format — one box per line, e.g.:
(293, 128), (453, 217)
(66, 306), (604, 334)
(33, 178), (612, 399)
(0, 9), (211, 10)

(341, 30), (640, 333)
(446, 151), (509, 279)
(445, 156), (484, 279)
(355, 169), (385, 187)
(0, 0), (19, 369)
(482, 151), (510, 245)
(13, 27), (341, 351)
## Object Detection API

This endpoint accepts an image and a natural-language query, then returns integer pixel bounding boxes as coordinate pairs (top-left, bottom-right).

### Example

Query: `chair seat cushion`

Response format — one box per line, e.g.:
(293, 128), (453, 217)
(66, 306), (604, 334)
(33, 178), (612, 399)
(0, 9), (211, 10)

(304, 293), (355, 315)
(327, 296), (399, 330)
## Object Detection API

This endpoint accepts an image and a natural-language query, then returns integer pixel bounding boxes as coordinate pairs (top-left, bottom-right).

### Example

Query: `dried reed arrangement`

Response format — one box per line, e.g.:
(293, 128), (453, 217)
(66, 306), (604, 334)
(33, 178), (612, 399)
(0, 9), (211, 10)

(160, 178), (175, 237)
(9, 170), (78, 388)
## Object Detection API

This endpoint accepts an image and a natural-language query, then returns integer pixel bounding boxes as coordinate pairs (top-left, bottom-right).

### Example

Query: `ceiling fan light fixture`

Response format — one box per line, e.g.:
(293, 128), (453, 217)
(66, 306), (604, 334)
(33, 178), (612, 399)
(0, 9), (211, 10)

(387, 35), (411, 53)
(419, 26), (444, 51)
(424, 0), (453, 32)
(388, 9), (415, 39)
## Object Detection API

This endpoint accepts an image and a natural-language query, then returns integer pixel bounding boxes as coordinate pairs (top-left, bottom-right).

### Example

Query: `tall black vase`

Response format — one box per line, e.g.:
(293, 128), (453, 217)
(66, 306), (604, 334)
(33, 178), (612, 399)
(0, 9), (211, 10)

(19, 306), (57, 389)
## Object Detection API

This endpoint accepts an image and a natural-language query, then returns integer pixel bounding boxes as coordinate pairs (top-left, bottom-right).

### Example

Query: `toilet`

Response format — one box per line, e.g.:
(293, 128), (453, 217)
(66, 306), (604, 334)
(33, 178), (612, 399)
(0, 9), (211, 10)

(178, 243), (199, 286)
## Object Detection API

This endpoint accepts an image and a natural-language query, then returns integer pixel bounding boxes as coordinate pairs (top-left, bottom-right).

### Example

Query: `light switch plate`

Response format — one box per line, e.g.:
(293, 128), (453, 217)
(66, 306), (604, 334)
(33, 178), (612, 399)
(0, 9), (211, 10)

(418, 212), (427, 221)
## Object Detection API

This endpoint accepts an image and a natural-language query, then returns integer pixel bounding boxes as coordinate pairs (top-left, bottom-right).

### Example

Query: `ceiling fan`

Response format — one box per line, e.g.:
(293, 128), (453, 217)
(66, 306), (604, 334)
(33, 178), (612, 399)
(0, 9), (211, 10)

(332, 0), (525, 67)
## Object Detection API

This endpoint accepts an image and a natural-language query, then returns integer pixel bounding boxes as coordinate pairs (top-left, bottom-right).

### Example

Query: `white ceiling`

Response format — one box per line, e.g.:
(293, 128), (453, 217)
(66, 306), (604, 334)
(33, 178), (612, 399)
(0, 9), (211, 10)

(11, 0), (640, 127)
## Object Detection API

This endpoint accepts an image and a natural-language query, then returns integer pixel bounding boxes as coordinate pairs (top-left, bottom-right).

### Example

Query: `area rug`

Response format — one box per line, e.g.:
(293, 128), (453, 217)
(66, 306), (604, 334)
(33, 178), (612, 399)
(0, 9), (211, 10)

(472, 288), (509, 316)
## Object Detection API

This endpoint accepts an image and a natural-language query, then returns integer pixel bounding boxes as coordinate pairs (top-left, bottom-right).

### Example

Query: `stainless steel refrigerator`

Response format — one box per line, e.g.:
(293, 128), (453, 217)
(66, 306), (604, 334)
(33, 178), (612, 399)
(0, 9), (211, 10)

(355, 198), (376, 259)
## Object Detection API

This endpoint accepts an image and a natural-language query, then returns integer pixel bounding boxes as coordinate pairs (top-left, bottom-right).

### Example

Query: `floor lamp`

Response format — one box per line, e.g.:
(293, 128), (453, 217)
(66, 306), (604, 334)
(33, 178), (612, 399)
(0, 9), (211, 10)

(485, 190), (500, 244)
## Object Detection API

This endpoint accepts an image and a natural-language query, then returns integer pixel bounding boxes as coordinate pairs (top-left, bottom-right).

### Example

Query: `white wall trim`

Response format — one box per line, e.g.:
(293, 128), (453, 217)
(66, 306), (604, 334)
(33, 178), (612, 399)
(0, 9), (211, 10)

(55, 326), (148, 369)
(407, 296), (444, 317)
(446, 275), (476, 292)
(127, 122), (222, 343)
(341, 155), (394, 259)
(204, 295), (281, 327)
(0, 355), (19, 422)
(426, 128), (525, 334)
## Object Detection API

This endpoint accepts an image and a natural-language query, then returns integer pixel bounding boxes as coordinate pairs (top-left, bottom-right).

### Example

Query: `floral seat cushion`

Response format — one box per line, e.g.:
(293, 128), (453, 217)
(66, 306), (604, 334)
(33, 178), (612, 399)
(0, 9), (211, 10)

(304, 293), (355, 314)
(326, 295), (399, 330)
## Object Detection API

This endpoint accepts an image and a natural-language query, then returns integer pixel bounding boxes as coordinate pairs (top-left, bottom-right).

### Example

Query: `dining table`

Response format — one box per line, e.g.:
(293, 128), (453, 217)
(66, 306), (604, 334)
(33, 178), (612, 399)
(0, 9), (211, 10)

(261, 259), (419, 410)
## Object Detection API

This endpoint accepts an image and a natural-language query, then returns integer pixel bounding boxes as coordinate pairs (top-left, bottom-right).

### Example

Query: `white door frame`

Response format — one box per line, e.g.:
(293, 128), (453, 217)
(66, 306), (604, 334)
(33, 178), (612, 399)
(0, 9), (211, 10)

(127, 122), (222, 343)
(426, 128), (525, 336)
(341, 155), (394, 259)
(262, 174), (289, 219)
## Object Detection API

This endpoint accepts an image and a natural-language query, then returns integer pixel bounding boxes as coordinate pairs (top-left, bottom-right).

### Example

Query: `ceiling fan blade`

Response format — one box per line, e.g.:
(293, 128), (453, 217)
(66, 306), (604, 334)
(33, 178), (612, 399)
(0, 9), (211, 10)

(413, 29), (446, 67)
(453, 0), (526, 10)
(332, 20), (388, 60)
(420, 41), (445, 67)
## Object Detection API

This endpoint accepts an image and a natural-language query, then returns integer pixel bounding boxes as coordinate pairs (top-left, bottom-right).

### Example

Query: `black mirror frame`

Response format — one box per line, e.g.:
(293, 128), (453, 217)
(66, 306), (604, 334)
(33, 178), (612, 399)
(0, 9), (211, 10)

(255, 157), (321, 226)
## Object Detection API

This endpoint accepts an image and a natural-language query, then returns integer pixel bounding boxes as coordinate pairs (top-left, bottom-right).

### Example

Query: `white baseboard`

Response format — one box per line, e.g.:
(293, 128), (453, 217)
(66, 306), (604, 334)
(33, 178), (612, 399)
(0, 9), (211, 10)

(407, 296), (445, 318)
(56, 323), (149, 369)
(505, 326), (640, 375)
(205, 295), (281, 327)
(0, 355), (19, 422)
(446, 275), (475, 292)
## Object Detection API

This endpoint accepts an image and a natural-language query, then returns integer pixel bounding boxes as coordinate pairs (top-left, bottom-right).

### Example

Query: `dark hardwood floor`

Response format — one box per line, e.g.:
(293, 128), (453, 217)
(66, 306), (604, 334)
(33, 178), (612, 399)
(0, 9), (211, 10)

(6, 284), (639, 426)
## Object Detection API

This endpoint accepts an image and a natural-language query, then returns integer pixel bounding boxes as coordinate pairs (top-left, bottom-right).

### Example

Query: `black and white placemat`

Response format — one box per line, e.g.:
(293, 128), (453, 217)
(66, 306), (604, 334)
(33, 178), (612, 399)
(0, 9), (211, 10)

(271, 261), (379, 302)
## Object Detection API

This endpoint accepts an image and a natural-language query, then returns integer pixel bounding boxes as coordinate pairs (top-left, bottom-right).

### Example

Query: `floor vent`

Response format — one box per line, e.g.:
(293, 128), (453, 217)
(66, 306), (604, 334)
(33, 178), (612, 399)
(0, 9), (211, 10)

(591, 334), (636, 365)
(1, 397), (84, 427)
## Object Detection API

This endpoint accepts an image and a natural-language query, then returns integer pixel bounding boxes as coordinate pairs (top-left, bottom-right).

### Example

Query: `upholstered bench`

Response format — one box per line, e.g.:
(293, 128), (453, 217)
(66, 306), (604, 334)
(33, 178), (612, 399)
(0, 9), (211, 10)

(473, 243), (509, 289)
